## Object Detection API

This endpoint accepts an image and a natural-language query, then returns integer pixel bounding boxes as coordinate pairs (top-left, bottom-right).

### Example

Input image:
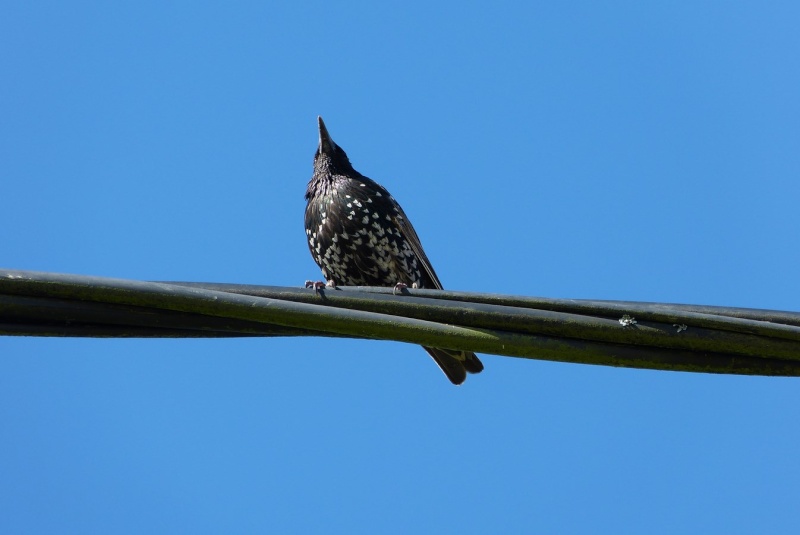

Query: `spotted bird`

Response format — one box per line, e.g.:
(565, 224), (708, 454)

(304, 117), (483, 384)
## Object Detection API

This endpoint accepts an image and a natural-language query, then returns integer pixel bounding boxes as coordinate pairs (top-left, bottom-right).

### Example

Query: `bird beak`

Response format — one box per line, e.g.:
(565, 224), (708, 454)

(317, 116), (335, 155)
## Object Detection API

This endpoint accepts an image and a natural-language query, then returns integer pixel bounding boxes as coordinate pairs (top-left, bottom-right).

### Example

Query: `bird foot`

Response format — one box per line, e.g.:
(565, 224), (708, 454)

(393, 282), (418, 295)
(305, 280), (336, 293)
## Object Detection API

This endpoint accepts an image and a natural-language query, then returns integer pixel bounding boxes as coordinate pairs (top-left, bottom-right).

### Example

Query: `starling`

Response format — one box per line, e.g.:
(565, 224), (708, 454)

(304, 117), (483, 385)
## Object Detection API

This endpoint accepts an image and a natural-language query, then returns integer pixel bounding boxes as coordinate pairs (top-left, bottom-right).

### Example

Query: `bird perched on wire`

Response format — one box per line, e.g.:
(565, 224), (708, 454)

(304, 117), (483, 385)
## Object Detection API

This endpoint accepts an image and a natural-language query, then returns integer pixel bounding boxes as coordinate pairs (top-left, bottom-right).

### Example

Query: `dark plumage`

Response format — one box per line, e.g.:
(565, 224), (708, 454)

(304, 117), (483, 385)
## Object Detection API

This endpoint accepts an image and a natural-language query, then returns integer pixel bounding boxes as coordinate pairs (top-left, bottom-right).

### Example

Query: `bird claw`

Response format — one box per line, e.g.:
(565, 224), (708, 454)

(393, 282), (410, 295)
(304, 280), (330, 293)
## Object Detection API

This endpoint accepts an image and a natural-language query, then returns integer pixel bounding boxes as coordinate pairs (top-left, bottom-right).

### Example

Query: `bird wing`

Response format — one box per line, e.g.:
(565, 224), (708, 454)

(389, 203), (444, 290)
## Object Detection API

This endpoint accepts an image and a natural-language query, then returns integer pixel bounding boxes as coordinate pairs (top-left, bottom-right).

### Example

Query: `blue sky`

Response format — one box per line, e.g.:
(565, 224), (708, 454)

(2, 1), (800, 533)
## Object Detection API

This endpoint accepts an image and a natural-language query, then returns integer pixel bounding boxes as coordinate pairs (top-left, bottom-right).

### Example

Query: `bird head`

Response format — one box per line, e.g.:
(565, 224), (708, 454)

(314, 116), (354, 173)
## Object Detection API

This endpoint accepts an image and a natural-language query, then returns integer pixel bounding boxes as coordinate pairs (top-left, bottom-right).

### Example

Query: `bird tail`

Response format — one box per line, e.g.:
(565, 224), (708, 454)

(423, 347), (484, 385)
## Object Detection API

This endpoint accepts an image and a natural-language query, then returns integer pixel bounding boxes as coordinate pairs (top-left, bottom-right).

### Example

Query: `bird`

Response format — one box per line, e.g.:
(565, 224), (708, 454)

(304, 116), (483, 385)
